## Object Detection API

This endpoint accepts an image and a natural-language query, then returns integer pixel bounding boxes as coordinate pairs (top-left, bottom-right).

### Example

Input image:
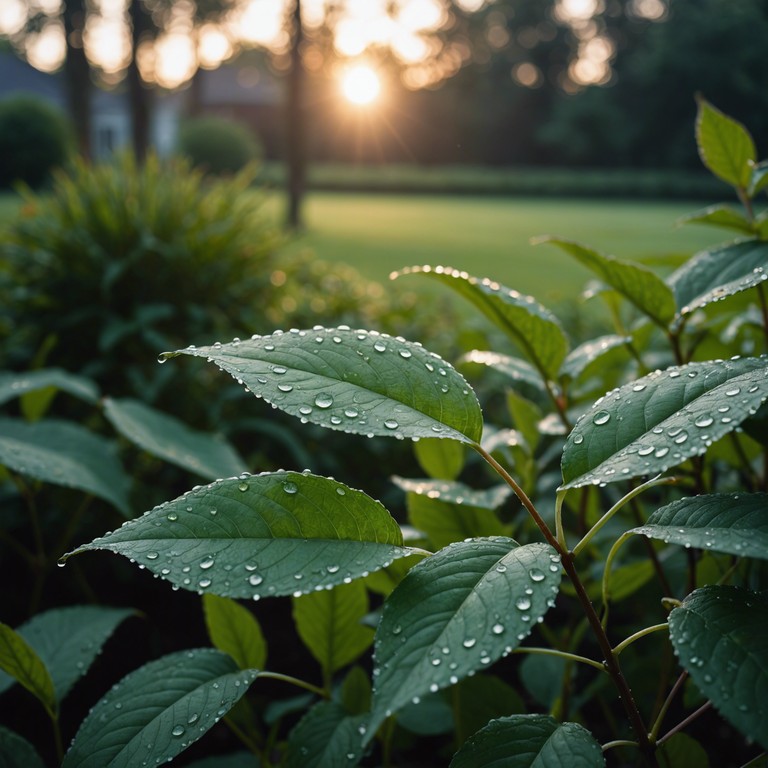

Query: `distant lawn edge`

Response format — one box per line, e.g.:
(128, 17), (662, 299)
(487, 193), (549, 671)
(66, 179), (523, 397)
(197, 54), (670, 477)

(259, 162), (729, 200)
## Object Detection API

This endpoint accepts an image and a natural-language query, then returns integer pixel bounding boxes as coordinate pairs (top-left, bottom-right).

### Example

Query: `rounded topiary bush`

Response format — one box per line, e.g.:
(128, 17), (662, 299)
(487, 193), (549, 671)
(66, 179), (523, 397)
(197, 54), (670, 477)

(177, 115), (261, 175)
(0, 95), (72, 188)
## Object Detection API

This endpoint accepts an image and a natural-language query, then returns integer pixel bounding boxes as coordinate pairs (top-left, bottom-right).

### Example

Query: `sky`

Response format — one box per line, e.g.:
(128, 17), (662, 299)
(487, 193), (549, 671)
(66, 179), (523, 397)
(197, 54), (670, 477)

(0, 0), (666, 91)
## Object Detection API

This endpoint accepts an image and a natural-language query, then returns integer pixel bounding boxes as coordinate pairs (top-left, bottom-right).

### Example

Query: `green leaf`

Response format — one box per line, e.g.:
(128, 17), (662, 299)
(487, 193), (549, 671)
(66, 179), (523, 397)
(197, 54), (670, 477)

(0, 369), (100, 408)
(454, 675), (526, 744)
(459, 350), (547, 394)
(340, 666), (372, 715)
(449, 714), (605, 768)
(103, 398), (247, 481)
(292, 581), (374, 676)
(0, 417), (131, 516)
(62, 648), (258, 768)
(161, 327), (482, 445)
(395, 266), (568, 380)
(750, 160), (768, 196)
(657, 733), (710, 768)
(393, 478), (512, 550)
(366, 539), (561, 738)
(695, 97), (756, 189)
(676, 204), (755, 236)
(506, 390), (542, 453)
(667, 240), (768, 318)
(561, 357), (768, 489)
(397, 691), (454, 735)
(0, 624), (56, 716)
(413, 437), (465, 480)
(284, 702), (365, 768)
(203, 595), (267, 670)
(633, 493), (768, 559)
(559, 335), (631, 383)
(184, 753), (260, 768)
(0, 726), (47, 768)
(668, 586), (768, 750)
(63, 471), (416, 599)
(520, 653), (567, 709)
(535, 238), (676, 327)
(0, 606), (133, 704)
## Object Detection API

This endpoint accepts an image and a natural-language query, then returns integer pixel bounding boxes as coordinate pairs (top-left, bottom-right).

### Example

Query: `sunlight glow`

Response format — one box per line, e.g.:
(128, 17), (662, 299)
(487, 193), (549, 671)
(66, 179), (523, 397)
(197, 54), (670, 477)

(26, 23), (65, 72)
(0, 0), (26, 36)
(341, 65), (381, 106)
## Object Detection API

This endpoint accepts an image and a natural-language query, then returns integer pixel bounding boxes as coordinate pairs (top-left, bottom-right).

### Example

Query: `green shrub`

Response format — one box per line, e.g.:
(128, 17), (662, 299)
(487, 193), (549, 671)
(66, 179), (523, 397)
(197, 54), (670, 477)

(0, 152), (278, 413)
(178, 115), (262, 175)
(0, 95), (72, 189)
(2, 99), (767, 767)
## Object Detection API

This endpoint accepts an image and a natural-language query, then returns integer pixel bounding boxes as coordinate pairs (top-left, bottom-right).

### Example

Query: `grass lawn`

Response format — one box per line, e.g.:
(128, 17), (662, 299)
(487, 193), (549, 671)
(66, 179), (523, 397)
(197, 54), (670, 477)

(273, 192), (720, 304)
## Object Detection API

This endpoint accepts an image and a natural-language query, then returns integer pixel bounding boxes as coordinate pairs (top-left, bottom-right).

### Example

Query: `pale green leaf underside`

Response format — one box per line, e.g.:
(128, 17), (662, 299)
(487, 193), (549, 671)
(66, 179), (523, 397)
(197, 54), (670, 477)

(633, 493), (768, 560)
(203, 594), (267, 670)
(396, 266), (568, 380)
(536, 238), (676, 327)
(459, 350), (546, 393)
(560, 335), (631, 382)
(293, 581), (373, 675)
(284, 702), (366, 768)
(696, 97), (756, 189)
(413, 437), (465, 480)
(0, 726), (47, 768)
(0, 417), (131, 517)
(0, 606), (133, 703)
(391, 477), (512, 510)
(0, 624), (56, 715)
(367, 539), (561, 739)
(667, 240), (768, 317)
(0, 369), (99, 407)
(561, 357), (768, 489)
(750, 161), (768, 196)
(677, 204), (755, 236)
(162, 327), (482, 444)
(669, 586), (768, 750)
(63, 471), (414, 599)
(62, 649), (258, 768)
(449, 715), (605, 768)
(104, 398), (247, 481)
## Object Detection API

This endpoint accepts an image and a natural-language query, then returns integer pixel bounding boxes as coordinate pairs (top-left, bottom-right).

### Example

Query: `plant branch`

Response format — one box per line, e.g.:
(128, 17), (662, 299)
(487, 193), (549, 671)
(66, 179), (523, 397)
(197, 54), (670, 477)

(257, 672), (326, 698)
(601, 530), (635, 627)
(512, 646), (606, 673)
(758, 283), (768, 349)
(657, 700), (713, 746)
(472, 443), (564, 555)
(649, 671), (687, 742)
(602, 740), (639, 752)
(573, 475), (675, 557)
(613, 623), (668, 656)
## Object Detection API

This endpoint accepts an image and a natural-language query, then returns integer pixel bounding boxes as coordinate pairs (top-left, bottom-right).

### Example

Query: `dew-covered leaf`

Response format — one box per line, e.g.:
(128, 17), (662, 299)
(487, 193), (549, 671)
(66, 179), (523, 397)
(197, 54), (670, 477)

(0, 726), (47, 768)
(695, 97), (756, 189)
(561, 357), (768, 489)
(0, 369), (99, 407)
(668, 586), (768, 750)
(63, 471), (416, 599)
(0, 606), (133, 704)
(103, 398), (247, 481)
(395, 266), (568, 380)
(459, 350), (546, 394)
(292, 581), (374, 676)
(633, 493), (768, 559)
(62, 649), (258, 768)
(366, 539), (561, 739)
(391, 477), (512, 510)
(284, 702), (366, 768)
(0, 624), (55, 716)
(413, 437), (465, 480)
(560, 335), (631, 382)
(161, 327), (482, 445)
(667, 240), (768, 318)
(203, 595), (267, 670)
(0, 417), (131, 516)
(397, 691), (454, 735)
(449, 714), (605, 768)
(535, 238), (676, 327)
(676, 204), (756, 236)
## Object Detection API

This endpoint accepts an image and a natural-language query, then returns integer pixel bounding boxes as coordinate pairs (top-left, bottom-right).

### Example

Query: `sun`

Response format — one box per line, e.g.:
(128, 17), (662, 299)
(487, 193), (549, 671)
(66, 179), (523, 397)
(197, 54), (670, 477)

(341, 65), (381, 106)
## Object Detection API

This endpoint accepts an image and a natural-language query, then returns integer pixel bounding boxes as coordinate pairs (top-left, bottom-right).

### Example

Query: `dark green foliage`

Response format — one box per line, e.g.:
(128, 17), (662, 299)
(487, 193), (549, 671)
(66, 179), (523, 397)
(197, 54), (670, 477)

(0, 96), (72, 189)
(178, 116), (262, 175)
(1, 99), (767, 768)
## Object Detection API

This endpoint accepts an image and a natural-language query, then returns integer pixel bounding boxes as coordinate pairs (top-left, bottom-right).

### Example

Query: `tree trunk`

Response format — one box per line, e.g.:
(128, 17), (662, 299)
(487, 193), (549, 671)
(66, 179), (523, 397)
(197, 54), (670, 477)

(128, 0), (153, 161)
(62, 0), (91, 159)
(286, 0), (305, 230)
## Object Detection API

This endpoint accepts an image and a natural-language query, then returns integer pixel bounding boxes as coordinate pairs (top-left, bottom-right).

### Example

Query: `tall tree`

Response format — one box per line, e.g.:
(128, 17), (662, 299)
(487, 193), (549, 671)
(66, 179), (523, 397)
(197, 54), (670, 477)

(62, 0), (92, 158)
(286, 0), (305, 230)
